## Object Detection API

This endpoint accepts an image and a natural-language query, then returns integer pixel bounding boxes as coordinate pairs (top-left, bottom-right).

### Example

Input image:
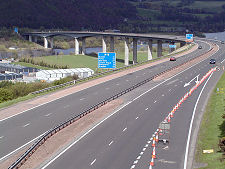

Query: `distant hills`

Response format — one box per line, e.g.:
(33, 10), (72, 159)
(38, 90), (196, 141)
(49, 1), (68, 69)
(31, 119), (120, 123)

(0, 0), (225, 33)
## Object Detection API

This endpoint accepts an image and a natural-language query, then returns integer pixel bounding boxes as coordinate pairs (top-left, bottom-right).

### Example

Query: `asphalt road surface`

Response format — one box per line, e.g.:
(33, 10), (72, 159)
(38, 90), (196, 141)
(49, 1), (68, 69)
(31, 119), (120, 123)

(0, 39), (216, 166)
(41, 40), (225, 169)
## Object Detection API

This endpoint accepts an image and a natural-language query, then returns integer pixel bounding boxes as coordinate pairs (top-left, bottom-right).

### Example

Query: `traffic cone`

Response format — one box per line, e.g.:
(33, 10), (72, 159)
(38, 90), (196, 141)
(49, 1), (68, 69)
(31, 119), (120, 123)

(156, 134), (159, 142)
(167, 115), (171, 123)
(152, 138), (156, 147)
(152, 146), (156, 159)
(170, 112), (174, 118)
(159, 129), (163, 136)
(150, 158), (154, 166)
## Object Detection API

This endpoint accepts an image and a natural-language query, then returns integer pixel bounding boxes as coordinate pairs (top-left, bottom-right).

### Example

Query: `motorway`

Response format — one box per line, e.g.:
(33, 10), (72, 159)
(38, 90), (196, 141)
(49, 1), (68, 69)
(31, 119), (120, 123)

(40, 40), (225, 169)
(0, 39), (223, 168)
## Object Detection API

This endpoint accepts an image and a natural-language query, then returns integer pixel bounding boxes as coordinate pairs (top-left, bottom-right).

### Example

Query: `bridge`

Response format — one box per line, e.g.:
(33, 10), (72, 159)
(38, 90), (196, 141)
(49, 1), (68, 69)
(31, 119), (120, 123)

(23, 31), (186, 65)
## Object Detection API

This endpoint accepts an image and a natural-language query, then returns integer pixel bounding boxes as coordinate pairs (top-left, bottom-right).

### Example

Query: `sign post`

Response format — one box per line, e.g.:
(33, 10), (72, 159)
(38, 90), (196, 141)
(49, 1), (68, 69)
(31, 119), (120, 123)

(98, 52), (116, 69)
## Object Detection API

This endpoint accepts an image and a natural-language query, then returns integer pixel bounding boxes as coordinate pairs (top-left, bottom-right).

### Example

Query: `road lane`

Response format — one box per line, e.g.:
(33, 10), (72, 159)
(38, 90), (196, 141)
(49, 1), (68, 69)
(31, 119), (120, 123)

(42, 40), (224, 169)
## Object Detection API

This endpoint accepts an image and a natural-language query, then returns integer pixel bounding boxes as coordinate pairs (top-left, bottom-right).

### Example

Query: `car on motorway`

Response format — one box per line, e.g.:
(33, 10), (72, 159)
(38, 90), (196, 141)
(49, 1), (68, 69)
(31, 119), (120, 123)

(170, 57), (176, 61)
(221, 41), (224, 44)
(209, 59), (216, 64)
(198, 45), (202, 49)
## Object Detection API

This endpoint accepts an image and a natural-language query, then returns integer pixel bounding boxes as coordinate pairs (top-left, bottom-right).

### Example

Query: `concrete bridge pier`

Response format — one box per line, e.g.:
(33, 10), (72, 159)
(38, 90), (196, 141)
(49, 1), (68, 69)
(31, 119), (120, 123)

(34, 36), (38, 43)
(44, 37), (48, 48)
(29, 35), (32, 42)
(75, 38), (79, 55)
(157, 40), (162, 57)
(81, 38), (86, 55)
(50, 38), (54, 49)
(180, 42), (186, 47)
(110, 36), (115, 52)
(133, 38), (138, 64)
(147, 39), (153, 60)
(102, 36), (107, 53)
(124, 38), (129, 66)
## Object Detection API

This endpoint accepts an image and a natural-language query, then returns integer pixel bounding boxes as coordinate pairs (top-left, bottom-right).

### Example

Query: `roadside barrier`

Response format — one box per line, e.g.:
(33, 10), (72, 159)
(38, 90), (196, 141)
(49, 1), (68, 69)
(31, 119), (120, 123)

(9, 43), (213, 169)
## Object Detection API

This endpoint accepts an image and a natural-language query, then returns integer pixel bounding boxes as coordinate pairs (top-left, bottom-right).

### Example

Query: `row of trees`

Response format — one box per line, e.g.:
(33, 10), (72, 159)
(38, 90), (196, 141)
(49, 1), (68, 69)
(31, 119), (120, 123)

(19, 57), (69, 69)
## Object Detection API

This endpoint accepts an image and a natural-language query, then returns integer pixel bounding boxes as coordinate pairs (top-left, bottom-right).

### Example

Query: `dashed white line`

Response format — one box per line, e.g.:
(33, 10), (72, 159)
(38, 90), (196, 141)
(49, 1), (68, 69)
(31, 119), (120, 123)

(23, 123), (30, 127)
(135, 117), (139, 120)
(122, 127), (127, 132)
(116, 83), (120, 86)
(109, 141), (114, 146)
(126, 79), (129, 82)
(105, 88), (110, 90)
(140, 152), (144, 155)
(80, 98), (85, 101)
(44, 113), (52, 117)
(133, 160), (138, 164)
(142, 148), (146, 151)
(137, 156), (141, 160)
(174, 84), (177, 87)
(162, 94), (165, 96)
(131, 165), (136, 169)
(169, 89), (171, 92)
(145, 108), (148, 110)
(145, 144), (148, 148)
(154, 100), (157, 103)
(0, 136), (4, 139)
(90, 159), (96, 165)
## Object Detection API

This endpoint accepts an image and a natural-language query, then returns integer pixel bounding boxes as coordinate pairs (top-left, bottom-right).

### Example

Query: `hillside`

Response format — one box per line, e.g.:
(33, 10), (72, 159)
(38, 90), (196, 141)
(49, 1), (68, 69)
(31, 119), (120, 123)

(0, 0), (136, 30)
(0, 0), (225, 33)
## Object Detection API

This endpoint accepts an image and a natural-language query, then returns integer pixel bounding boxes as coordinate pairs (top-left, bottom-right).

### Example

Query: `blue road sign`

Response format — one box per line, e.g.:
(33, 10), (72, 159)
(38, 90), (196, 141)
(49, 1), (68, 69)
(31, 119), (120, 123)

(186, 34), (193, 40)
(98, 52), (116, 69)
(14, 27), (18, 33)
(169, 45), (176, 48)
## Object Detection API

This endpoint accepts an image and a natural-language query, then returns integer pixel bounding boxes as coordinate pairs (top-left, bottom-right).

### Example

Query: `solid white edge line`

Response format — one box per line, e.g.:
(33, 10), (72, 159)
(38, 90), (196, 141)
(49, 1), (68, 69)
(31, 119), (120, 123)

(183, 72), (214, 169)
(40, 41), (218, 168)
(0, 131), (46, 162)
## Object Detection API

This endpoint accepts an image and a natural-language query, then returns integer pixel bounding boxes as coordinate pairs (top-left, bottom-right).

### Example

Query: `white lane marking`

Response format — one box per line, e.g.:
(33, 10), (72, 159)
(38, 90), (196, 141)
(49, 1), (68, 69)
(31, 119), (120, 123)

(180, 81), (183, 83)
(145, 144), (148, 148)
(0, 136), (4, 139)
(174, 84), (177, 87)
(123, 127), (127, 132)
(131, 165), (135, 169)
(169, 89), (171, 92)
(63, 105), (70, 108)
(166, 79), (178, 85)
(162, 94), (164, 96)
(109, 141), (114, 146)
(154, 100), (157, 103)
(147, 141), (151, 144)
(116, 83), (120, 86)
(134, 160), (138, 164)
(143, 148), (146, 151)
(0, 131), (46, 162)
(137, 156), (141, 160)
(221, 58), (225, 63)
(80, 98), (85, 101)
(90, 159), (96, 165)
(183, 72), (214, 169)
(135, 117), (139, 120)
(145, 108), (148, 110)
(126, 79), (129, 82)
(143, 73), (146, 75)
(23, 123), (30, 127)
(44, 113), (52, 117)
(42, 46), (219, 168)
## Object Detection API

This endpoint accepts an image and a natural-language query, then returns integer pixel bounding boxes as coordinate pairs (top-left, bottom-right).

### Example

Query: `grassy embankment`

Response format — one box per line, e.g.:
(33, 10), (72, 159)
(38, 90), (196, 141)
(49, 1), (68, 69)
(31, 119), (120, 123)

(195, 71), (225, 168)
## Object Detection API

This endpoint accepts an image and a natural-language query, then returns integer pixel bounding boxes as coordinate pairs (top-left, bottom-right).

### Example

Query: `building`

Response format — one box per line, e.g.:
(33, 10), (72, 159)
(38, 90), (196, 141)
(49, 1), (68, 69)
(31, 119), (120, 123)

(0, 63), (39, 74)
(0, 73), (23, 81)
(36, 68), (94, 82)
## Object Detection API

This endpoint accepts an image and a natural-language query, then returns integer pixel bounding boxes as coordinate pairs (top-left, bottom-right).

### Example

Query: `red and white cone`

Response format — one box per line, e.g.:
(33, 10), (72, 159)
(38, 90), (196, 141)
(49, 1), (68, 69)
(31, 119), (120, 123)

(152, 138), (156, 147)
(156, 133), (159, 143)
(167, 115), (171, 123)
(150, 158), (154, 166)
(152, 146), (156, 159)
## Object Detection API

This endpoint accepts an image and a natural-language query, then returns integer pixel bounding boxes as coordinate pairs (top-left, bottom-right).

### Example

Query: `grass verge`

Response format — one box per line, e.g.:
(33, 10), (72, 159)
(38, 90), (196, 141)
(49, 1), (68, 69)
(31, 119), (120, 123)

(195, 71), (225, 169)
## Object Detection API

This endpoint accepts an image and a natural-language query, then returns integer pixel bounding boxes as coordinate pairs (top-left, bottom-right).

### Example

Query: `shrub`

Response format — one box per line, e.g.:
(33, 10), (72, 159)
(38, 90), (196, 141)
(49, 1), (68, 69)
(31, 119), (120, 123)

(0, 88), (13, 103)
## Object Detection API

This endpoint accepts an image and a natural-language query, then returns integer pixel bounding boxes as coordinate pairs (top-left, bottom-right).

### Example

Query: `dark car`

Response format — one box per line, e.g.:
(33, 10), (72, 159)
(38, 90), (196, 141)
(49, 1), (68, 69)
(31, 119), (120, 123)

(198, 46), (202, 49)
(221, 41), (224, 44)
(210, 59), (216, 64)
(170, 57), (176, 61)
